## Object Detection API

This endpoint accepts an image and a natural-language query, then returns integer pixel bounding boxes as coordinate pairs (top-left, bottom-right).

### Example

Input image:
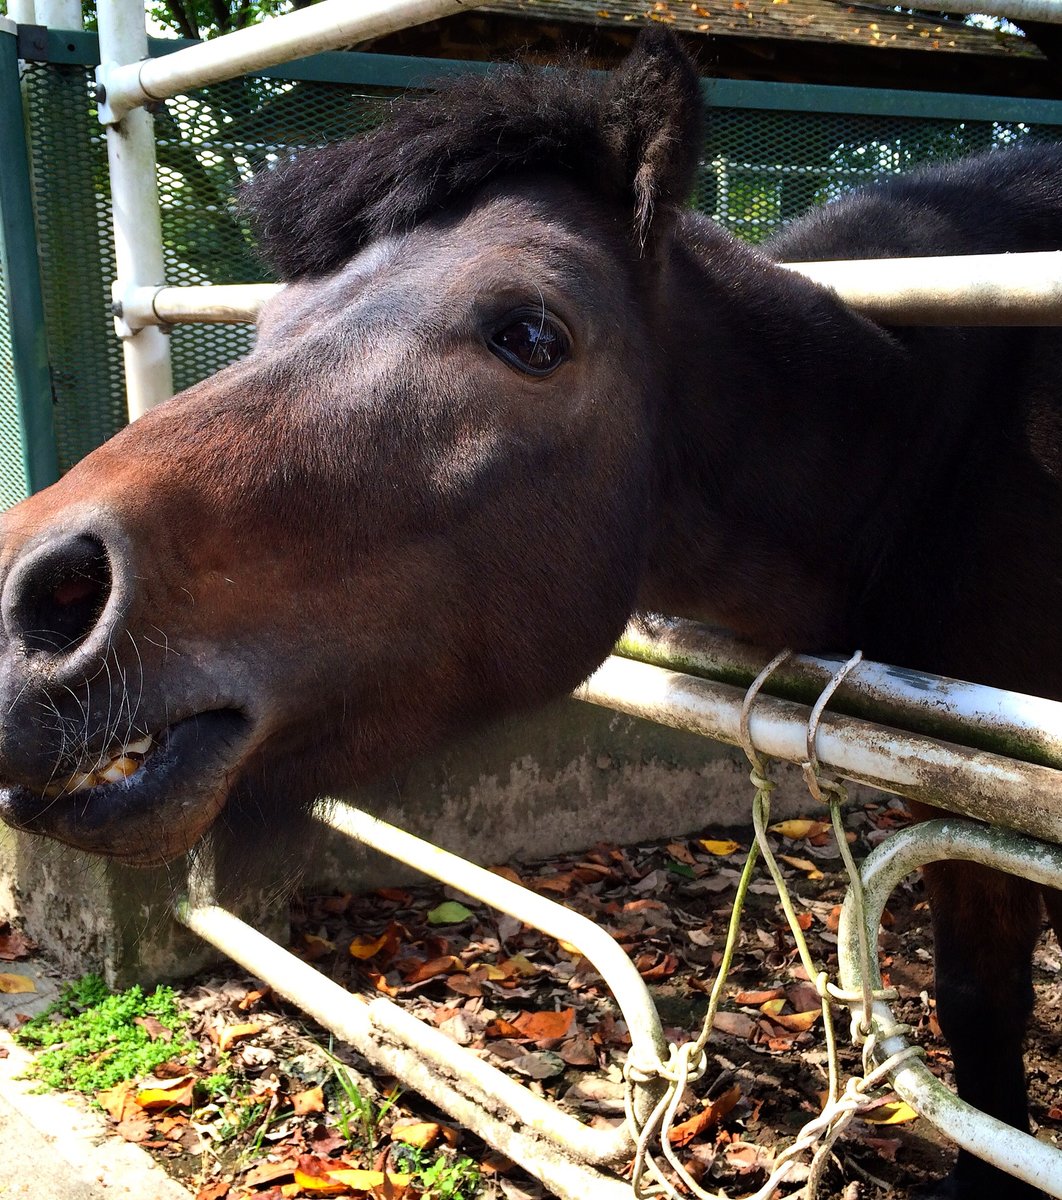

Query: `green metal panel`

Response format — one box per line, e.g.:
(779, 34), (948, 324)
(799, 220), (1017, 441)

(11, 31), (1062, 473)
(0, 25), (57, 501)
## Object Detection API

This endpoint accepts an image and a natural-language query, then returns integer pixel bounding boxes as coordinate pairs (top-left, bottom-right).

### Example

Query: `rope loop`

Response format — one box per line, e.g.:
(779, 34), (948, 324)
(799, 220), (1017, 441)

(620, 644), (930, 1200)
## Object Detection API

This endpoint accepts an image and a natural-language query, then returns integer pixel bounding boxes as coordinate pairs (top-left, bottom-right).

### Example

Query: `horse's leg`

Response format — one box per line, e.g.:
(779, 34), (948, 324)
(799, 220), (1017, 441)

(919, 857), (1043, 1200)
(1040, 884), (1062, 952)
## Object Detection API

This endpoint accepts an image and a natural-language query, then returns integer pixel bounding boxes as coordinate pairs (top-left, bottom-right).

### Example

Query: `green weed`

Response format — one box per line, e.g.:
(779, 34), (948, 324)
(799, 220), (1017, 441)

(15, 973), (197, 1095)
(391, 1143), (481, 1199)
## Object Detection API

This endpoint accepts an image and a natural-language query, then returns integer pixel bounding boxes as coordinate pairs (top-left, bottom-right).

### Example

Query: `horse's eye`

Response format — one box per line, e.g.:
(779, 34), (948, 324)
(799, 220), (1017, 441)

(489, 314), (569, 376)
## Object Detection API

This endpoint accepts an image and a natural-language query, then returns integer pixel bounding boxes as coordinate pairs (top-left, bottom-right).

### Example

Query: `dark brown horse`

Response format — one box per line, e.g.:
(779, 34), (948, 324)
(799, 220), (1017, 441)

(0, 29), (1059, 1198)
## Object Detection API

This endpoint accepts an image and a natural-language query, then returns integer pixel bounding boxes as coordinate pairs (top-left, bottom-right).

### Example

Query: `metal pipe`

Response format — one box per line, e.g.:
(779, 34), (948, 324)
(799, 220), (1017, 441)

(97, 0), (173, 418)
(617, 618), (1062, 769)
(578, 656), (1062, 842)
(316, 800), (669, 1136)
(120, 251), (1062, 328)
(124, 283), (281, 326)
(854, 0), (1062, 23)
(175, 900), (634, 1199)
(837, 819), (1062, 1198)
(783, 250), (1062, 325)
(7, 0), (36, 23)
(33, 0), (81, 27)
(96, 0), (478, 123)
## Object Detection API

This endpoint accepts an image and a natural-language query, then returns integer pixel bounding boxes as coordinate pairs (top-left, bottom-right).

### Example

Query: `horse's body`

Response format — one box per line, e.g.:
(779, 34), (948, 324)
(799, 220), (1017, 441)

(0, 30), (1059, 1197)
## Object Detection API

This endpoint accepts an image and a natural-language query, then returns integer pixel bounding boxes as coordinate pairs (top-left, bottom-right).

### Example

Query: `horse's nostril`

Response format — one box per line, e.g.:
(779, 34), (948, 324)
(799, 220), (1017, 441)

(5, 534), (113, 655)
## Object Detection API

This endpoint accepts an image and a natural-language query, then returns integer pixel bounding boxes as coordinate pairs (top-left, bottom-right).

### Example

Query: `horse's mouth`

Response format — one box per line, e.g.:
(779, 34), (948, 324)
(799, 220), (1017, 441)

(0, 708), (251, 865)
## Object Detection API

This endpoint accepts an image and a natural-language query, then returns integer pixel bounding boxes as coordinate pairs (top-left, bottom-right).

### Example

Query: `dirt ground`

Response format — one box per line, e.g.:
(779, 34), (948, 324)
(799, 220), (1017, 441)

(13, 795), (1062, 1199)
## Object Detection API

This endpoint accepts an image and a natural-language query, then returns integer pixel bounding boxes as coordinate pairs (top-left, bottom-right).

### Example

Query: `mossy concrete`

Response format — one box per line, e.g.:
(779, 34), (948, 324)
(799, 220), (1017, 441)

(0, 697), (824, 984)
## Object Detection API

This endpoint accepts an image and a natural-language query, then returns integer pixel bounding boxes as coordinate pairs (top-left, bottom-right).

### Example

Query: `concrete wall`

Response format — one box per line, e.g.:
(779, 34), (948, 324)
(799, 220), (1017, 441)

(0, 696), (825, 985)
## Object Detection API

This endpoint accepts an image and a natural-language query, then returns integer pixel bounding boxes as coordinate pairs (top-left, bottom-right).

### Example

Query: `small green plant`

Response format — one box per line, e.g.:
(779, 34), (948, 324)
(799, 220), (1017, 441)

(329, 1058), (400, 1147)
(392, 1144), (481, 1199)
(15, 973), (197, 1095)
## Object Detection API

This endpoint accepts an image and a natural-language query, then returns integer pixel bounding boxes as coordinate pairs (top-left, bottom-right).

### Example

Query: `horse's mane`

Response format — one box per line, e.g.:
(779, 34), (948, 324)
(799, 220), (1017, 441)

(241, 29), (702, 280)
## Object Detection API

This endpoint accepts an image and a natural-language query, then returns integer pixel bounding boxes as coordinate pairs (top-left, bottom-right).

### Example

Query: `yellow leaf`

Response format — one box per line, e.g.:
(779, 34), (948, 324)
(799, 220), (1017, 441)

(759, 998), (786, 1017)
(0, 973), (35, 994)
(768, 819), (830, 840)
(390, 1119), (441, 1148)
(292, 1169), (348, 1195)
(135, 1076), (196, 1110)
(217, 1021), (263, 1052)
(864, 1100), (919, 1125)
(327, 1168), (413, 1189)
(349, 932), (390, 960)
(778, 854), (825, 880)
(698, 839), (741, 856)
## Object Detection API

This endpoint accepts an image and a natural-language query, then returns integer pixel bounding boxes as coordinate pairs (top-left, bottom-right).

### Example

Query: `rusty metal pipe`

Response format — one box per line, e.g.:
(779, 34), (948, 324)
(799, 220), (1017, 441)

(578, 656), (1062, 842)
(617, 618), (1062, 769)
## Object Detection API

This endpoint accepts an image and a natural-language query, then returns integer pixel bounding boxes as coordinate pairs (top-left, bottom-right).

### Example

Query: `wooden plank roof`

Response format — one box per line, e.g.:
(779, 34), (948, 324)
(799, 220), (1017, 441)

(473, 0), (1041, 57)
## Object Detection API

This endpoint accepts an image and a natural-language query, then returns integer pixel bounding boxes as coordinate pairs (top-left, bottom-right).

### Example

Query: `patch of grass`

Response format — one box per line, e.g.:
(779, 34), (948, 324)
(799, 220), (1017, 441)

(329, 1058), (400, 1147)
(15, 973), (197, 1095)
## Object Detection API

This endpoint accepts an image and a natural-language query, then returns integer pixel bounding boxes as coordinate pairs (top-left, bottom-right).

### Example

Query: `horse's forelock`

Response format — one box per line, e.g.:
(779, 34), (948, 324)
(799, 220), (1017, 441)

(240, 28), (703, 281)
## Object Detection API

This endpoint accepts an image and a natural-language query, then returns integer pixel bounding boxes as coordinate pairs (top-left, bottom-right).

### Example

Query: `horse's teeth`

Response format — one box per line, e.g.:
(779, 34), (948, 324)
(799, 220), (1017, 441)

(124, 735), (153, 756)
(98, 757), (140, 783)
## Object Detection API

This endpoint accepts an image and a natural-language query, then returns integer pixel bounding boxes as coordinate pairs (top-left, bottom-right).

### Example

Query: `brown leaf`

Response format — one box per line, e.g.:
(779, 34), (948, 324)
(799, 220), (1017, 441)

(511, 1008), (575, 1045)
(97, 1080), (139, 1122)
(0, 928), (34, 961)
(245, 1159), (297, 1188)
(389, 1119), (441, 1149)
(734, 989), (782, 1006)
(217, 1022), (264, 1052)
(291, 1085), (326, 1116)
(0, 974), (35, 994)
(558, 1034), (598, 1066)
(133, 1015), (173, 1042)
(667, 1083), (742, 1145)
(404, 955), (460, 984)
(195, 1181), (230, 1200)
(301, 933), (336, 961)
(712, 1011), (757, 1039)
(237, 986), (271, 1011)
(115, 1115), (153, 1143)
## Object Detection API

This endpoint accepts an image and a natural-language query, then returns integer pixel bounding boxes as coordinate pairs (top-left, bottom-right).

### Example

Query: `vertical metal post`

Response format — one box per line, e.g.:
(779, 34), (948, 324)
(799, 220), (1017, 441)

(0, 22), (59, 496)
(7, 1), (36, 23)
(96, 0), (173, 420)
(33, 0), (81, 26)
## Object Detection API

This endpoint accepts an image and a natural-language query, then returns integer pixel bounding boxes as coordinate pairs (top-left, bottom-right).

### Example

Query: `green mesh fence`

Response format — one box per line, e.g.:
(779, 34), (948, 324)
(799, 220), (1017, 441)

(11, 45), (1062, 480)
(0, 241), (27, 510)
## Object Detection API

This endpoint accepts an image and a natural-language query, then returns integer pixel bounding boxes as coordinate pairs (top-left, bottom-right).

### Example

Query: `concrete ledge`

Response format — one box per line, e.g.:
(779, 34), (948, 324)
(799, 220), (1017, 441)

(1, 698), (826, 984)
(0, 1032), (192, 1200)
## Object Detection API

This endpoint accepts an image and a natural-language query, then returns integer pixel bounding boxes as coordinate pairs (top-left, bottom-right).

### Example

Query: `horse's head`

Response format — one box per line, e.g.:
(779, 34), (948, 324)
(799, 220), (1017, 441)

(0, 30), (703, 864)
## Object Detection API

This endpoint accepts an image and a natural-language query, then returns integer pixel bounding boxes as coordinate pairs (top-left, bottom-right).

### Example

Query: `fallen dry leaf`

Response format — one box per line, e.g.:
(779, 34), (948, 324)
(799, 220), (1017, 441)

(668, 1083), (742, 1145)
(769, 819), (831, 840)
(217, 1022), (264, 1052)
(136, 1075), (197, 1110)
(698, 838), (741, 856)
(389, 1119), (441, 1148)
(863, 1099), (919, 1125)
(291, 1085), (326, 1116)
(0, 973), (35, 994)
(512, 1008), (575, 1045)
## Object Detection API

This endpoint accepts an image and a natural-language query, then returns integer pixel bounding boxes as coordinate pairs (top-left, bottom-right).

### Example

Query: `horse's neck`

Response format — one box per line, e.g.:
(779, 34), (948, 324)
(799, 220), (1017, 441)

(639, 215), (1062, 687)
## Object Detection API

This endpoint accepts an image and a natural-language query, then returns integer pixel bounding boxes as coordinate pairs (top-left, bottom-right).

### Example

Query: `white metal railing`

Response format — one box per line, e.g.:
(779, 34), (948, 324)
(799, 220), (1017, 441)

(174, 637), (1062, 1200)
(124, 251), (1062, 329)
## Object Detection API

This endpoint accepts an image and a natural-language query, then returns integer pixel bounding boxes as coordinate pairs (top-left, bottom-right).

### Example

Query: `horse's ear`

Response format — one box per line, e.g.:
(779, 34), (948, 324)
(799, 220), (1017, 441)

(601, 27), (703, 245)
